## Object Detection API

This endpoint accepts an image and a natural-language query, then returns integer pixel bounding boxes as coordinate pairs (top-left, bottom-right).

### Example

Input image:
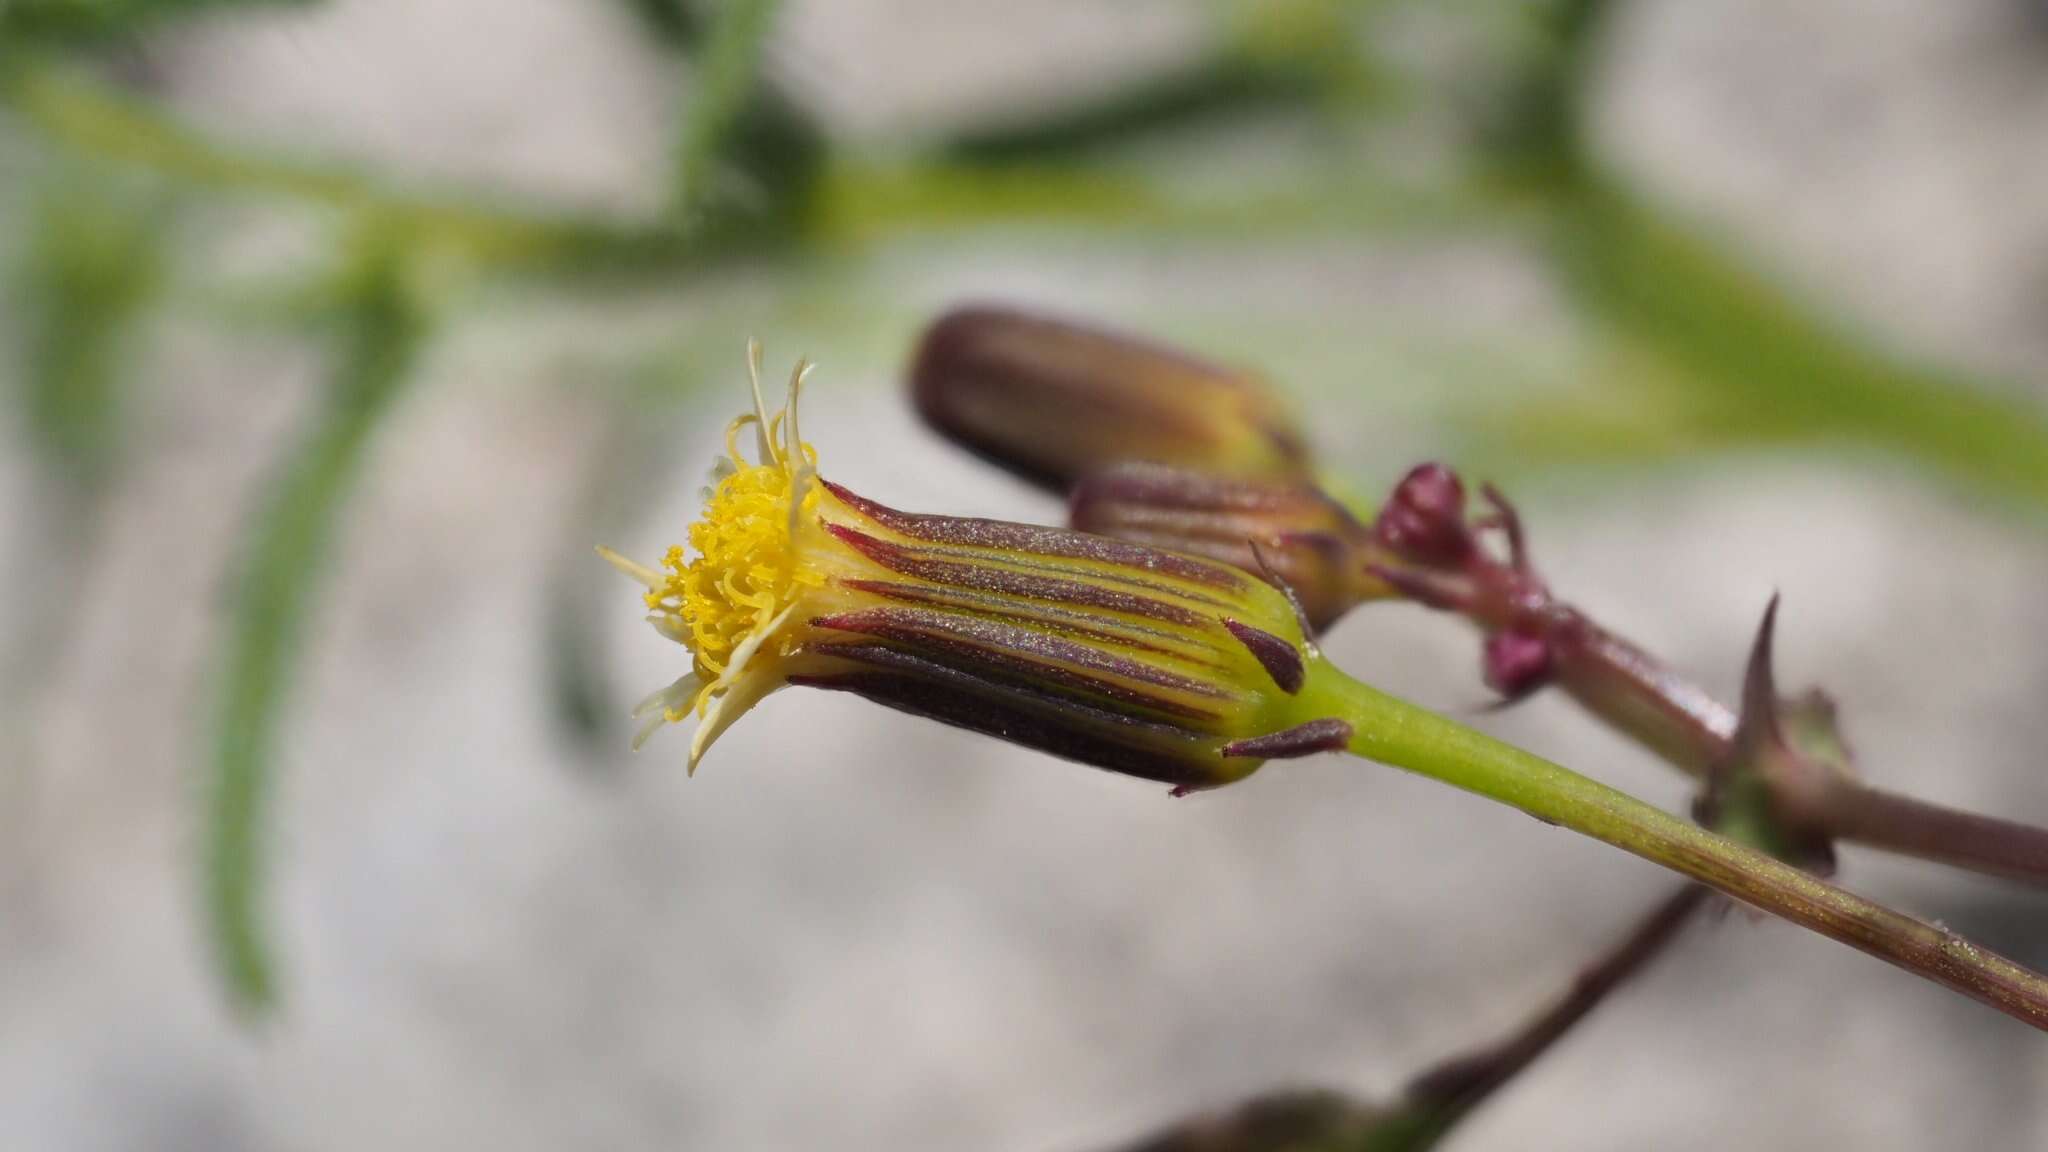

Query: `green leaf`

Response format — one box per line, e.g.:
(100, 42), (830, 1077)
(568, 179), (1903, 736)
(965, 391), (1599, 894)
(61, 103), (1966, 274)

(16, 175), (163, 494)
(670, 0), (789, 224)
(615, 0), (699, 47)
(1557, 174), (2048, 507)
(2, 0), (319, 43)
(940, 55), (1336, 167)
(1472, 0), (2048, 504)
(3, 62), (674, 271)
(206, 242), (424, 1012)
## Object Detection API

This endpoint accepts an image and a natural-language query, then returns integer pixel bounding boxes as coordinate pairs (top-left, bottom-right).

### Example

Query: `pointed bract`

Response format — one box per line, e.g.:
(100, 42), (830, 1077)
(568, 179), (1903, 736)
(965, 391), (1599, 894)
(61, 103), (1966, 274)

(1698, 595), (1840, 874)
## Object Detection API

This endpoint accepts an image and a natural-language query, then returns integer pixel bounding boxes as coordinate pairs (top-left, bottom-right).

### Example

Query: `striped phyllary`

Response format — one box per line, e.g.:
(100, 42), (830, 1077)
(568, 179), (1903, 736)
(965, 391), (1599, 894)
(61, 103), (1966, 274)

(601, 346), (1351, 789)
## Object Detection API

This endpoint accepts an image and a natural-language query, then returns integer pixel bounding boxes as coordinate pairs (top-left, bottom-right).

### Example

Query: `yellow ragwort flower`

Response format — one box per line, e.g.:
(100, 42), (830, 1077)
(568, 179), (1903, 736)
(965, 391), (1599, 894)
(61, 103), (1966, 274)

(598, 342), (824, 769)
(601, 344), (1354, 787)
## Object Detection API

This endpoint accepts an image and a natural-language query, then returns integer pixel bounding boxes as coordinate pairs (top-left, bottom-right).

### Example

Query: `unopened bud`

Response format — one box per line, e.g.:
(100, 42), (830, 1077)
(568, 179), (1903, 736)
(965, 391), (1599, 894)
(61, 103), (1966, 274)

(910, 306), (1310, 491)
(1373, 462), (1477, 567)
(1068, 462), (1389, 631)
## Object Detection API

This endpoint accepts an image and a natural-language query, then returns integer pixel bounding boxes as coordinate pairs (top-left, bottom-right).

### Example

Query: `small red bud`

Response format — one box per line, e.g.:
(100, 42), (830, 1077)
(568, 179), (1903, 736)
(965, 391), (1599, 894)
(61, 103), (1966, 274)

(1373, 463), (1477, 567)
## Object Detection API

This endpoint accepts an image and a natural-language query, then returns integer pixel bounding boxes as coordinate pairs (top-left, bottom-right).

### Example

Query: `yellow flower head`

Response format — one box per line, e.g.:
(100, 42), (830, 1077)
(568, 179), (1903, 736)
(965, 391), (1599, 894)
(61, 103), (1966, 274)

(603, 344), (1349, 788)
(599, 341), (823, 770)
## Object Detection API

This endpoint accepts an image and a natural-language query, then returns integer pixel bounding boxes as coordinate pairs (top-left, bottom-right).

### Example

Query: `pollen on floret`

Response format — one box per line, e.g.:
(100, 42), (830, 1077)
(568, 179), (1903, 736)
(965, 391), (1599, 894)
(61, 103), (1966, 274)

(606, 342), (825, 751)
(601, 342), (848, 769)
(646, 456), (824, 698)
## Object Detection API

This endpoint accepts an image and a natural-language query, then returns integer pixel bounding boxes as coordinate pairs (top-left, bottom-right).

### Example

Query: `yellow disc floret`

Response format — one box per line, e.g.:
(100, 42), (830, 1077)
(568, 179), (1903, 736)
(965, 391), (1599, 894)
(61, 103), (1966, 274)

(598, 341), (826, 770)
(651, 437), (824, 694)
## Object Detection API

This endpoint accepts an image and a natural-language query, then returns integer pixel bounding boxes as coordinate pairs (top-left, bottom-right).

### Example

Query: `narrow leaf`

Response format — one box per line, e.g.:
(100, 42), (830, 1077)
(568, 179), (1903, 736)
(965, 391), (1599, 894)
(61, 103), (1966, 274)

(206, 249), (423, 1011)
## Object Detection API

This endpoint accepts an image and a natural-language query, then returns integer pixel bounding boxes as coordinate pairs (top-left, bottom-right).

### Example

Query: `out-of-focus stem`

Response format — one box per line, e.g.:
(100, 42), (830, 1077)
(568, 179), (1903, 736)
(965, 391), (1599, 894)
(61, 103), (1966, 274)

(1, 61), (657, 267)
(1819, 783), (2048, 887)
(1398, 883), (1708, 1139)
(1299, 663), (2048, 1032)
(1108, 885), (1708, 1152)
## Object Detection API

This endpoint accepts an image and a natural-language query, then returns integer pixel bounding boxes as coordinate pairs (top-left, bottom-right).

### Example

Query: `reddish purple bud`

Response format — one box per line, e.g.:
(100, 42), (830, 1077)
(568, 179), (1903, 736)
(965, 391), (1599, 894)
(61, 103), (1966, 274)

(1483, 629), (1553, 700)
(910, 306), (1310, 491)
(1373, 462), (1477, 567)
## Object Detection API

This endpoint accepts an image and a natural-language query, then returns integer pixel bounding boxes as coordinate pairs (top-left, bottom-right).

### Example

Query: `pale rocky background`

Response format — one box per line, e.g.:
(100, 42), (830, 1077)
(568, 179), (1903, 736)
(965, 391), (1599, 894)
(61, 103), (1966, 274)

(4, 2), (2048, 1151)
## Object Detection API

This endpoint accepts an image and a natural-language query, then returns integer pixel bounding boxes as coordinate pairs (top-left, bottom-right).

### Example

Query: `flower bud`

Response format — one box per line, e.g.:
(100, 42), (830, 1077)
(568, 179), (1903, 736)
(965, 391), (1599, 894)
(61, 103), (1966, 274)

(1067, 462), (1390, 632)
(603, 347), (1350, 790)
(1372, 462), (1477, 567)
(909, 306), (1310, 491)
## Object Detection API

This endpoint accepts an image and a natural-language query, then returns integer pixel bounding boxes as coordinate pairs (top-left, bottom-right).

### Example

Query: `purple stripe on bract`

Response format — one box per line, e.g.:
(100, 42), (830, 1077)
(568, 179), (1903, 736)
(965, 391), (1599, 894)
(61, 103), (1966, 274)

(1223, 619), (1304, 694)
(837, 578), (1229, 667)
(880, 538), (1242, 610)
(823, 480), (1246, 589)
(816, 606), (1230, 697)
(826, 523), (1212, 628)
(789, 664), (1221, 786)
(803, 642), (1202, 737)
(809, 609), (1230, 721)
(1221, 719), (1353, 760)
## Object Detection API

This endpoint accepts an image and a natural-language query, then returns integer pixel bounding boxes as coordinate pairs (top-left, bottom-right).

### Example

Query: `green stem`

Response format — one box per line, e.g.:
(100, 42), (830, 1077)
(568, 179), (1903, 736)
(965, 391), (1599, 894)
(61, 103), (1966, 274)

(2, 59), (675, 268)
(1428, 552), (2048, 887)
(1295, 660), (2048, 1032)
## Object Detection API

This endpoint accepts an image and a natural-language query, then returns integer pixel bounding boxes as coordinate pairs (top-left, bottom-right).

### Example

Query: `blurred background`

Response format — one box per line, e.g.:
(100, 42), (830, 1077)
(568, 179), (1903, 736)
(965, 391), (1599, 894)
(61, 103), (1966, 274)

(4, 1), (2048, 1149)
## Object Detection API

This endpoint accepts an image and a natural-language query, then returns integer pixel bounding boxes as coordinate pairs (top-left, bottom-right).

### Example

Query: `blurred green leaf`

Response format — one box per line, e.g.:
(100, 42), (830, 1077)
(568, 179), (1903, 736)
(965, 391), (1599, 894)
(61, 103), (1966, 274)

(941, 55), (1337, 167)
(942, 1), (1380, 166)
(3, 62), (676, 270)
(16, 174), (162, 493)
(616, 0), (699, 47)
(544, 405), (670, 756)
(1, 0), (317, 42)
(1556, 175), (2048, 507)
(206, 237), (424, 1012)
(1464, 0), (2048, 505)
(1472, 0), (1612, 181)
(545, 579), (613, 750)
(671, 0), (791, 225)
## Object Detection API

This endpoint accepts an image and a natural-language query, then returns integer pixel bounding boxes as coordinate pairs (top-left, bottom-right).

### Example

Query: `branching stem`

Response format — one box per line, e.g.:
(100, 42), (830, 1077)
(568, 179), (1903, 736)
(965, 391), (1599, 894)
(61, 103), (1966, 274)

(1298, 663), (2048, 1032)
(1386, 498), (2048, 889)
(1398, 883), (1708, 1140)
